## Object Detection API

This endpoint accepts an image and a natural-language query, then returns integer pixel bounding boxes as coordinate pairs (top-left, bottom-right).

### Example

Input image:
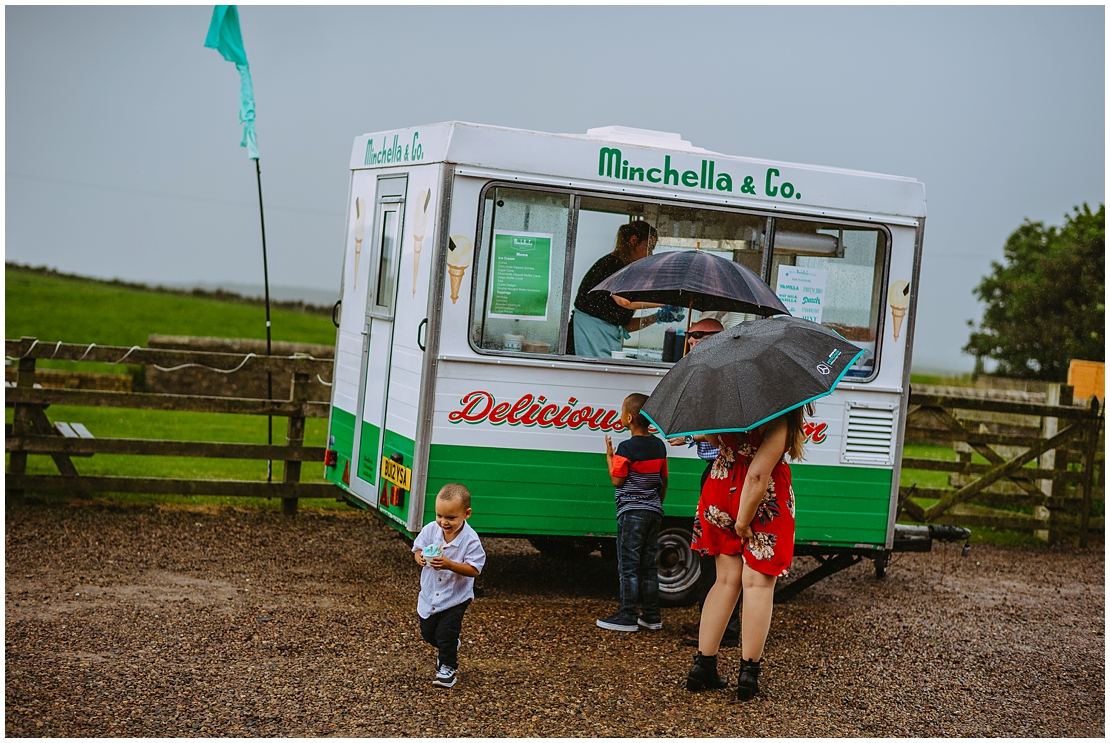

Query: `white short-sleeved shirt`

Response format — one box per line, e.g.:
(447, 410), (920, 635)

(411, 520), (486, 619)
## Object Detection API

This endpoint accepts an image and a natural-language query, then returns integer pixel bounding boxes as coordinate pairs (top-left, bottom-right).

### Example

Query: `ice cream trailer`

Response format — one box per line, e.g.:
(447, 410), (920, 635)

(324, 121), (930, 603)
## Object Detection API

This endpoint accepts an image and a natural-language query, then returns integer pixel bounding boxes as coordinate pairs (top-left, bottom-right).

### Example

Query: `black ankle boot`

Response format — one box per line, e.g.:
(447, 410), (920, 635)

(686, 652), (728, 691)
(737, 658), (761, 701)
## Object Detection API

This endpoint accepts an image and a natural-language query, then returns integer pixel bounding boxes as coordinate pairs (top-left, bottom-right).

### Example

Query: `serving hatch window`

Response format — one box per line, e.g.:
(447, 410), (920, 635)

(769, 218), (888, 379)
(569, 196), (765, 362)
(467, 183), (888, 380)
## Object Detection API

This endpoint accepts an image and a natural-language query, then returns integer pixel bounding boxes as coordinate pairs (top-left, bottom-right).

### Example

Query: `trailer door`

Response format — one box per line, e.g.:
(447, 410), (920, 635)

(350, 174), (407, 503)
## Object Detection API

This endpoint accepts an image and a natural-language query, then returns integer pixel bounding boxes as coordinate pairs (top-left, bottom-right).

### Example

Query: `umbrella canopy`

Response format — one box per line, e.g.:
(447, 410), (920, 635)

(591, 249), (789, 316)
(641, 316), (865, 438)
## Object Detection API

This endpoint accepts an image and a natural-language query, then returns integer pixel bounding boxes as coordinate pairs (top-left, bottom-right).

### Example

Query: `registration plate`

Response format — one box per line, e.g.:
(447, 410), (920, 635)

(380, 456), (412, 490)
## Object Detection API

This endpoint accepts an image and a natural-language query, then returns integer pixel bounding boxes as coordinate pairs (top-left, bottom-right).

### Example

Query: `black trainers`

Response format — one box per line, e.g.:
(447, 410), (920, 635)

(596, 611), (639, 632)
(637, 617), (663, 631)
(433, 664), (457, 688)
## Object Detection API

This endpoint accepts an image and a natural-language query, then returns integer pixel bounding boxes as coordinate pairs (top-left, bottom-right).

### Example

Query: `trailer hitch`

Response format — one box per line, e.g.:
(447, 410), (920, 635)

(775, 524), (974, 601)
(893, 523), (971, 554)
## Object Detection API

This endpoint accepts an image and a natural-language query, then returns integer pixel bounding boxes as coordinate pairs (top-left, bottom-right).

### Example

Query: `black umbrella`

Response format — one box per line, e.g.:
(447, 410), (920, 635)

(591, 249), (789, 317)
(641, 316), (865, 437)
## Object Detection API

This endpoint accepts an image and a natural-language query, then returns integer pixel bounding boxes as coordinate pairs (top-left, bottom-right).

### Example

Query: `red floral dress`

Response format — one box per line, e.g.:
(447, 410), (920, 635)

(690, 430), (796, 577)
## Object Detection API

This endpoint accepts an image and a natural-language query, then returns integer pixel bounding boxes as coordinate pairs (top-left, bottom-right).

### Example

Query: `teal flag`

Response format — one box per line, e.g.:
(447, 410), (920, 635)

(204, 5), (259, 160)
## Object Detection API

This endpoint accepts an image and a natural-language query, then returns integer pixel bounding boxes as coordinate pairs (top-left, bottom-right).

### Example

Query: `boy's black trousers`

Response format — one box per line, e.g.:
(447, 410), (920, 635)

(419, 599), (471, 670)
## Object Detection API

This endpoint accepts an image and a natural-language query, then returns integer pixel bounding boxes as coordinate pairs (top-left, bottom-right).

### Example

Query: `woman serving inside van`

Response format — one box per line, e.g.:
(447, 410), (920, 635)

(567, 221), (664, 358)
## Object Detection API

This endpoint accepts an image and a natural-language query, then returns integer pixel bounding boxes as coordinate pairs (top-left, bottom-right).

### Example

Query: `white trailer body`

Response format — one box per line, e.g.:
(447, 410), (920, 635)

(324, 122), (926, 600)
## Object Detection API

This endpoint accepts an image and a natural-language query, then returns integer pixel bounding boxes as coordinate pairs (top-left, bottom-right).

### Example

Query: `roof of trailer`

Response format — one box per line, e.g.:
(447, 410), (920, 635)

(351, 121), (927, 220)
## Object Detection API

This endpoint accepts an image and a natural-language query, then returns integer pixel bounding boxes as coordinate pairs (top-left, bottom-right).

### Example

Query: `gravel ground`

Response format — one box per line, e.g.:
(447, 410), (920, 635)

(5, 499), (1104, 737)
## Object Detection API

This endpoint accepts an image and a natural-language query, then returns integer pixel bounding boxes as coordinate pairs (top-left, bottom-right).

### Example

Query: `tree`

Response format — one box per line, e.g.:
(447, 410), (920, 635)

(964, 203), (1104, 381)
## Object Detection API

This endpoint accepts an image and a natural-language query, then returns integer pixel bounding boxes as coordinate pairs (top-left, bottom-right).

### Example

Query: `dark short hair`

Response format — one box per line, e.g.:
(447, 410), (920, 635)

(437, 483), (471, 510)
(622, 393), (650, 429)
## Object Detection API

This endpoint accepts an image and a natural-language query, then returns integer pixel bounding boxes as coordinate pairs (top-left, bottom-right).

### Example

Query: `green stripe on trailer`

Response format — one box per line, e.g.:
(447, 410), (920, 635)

(424, 444), (893, 547)
(426, 444), (704, 535)
(792, 464), (892, 547)
(325, 407), (356, 487)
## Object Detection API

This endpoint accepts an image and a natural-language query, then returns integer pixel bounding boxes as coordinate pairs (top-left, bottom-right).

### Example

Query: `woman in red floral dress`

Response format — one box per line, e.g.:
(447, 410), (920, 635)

(685, 404), (812, 701)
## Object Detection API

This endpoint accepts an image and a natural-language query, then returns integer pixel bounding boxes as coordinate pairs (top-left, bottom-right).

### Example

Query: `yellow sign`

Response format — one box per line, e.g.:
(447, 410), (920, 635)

(380, 456), (412, 491)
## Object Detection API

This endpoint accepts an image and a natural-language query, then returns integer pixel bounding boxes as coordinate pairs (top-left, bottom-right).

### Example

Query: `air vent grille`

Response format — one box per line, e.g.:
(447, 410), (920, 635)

(841, 404), (897, 465)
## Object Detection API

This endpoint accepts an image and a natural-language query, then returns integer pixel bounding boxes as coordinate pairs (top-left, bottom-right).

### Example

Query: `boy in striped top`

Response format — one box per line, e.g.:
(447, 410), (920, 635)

(597, 393), (668, 632)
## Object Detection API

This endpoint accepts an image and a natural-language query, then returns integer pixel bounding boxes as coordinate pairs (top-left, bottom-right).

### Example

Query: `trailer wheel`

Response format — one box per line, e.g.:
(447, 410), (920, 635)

(873, 550), (891, 579)
(657, 523), (702, 607)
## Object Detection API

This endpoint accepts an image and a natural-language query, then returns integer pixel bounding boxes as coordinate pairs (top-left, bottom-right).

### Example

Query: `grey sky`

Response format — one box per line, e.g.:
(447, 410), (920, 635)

(6, 5), (1104, 372)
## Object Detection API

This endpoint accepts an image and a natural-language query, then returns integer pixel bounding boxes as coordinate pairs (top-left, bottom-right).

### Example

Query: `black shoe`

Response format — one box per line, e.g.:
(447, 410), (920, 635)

(433, 664), (457, 689)
(596, 611), (639, 632)
(737, 658), (761, 701)
(686, 652), (728, 691)
(720, 635), (739, 648)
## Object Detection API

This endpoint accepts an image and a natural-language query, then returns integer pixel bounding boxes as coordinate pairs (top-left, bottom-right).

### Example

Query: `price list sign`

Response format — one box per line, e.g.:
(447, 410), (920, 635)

(776, 265), (828, 324)
(488, 231), (553, 320)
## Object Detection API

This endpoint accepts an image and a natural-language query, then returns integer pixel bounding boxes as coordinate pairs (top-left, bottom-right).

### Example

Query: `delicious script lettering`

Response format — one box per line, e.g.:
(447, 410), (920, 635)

(447, 391), (625, 431)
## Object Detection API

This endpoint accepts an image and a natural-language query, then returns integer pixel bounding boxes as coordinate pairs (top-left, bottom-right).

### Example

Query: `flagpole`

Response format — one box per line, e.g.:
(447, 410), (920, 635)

(254, 156), (273, 483)
(205, 6), (272, 483)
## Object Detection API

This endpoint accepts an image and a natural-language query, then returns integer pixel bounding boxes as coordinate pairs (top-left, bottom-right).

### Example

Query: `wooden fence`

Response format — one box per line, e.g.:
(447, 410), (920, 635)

(901, 386), (1104, 546)
(6, 336), (1106, 541)
(5, 337), (336, 515)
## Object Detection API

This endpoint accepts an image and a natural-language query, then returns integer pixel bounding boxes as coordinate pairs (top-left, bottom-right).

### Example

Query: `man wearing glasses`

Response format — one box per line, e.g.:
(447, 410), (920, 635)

(666, 317), (741, 647)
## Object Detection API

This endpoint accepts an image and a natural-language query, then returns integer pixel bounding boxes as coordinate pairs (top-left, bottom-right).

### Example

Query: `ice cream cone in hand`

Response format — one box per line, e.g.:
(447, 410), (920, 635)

(446, 235), (473, 304)
(888, 280), (910, 341)
(412, 189), (431, 295)
(353, 197), (367, 289)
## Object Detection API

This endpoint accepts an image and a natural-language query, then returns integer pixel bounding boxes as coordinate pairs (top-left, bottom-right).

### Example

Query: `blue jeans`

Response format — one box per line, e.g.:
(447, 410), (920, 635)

(616, 509), (662, 622)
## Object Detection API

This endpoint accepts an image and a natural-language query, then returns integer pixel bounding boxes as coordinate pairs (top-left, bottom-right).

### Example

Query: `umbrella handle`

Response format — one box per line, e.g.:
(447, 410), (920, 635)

(682, 296), (693, 357)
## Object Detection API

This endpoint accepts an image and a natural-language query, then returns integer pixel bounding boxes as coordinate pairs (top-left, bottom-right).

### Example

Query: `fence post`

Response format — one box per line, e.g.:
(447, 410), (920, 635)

(282, 371), (309, 516)
(1040, 384), (1061, 542)
(1079, 397), (1102, 548)
(7, 342), (38, 500)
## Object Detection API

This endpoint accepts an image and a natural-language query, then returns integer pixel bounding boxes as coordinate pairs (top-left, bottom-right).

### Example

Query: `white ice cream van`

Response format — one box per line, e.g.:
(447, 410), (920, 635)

(324, 122), (927, 603)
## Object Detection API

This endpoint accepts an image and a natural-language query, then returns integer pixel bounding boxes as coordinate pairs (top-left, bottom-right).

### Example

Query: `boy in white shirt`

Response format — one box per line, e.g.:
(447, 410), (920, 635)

(412, 483), (487, 689)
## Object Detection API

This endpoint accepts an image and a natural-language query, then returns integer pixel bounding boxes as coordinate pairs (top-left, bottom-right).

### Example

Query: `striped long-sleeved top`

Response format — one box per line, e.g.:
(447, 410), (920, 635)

(610, 435), (668, 518)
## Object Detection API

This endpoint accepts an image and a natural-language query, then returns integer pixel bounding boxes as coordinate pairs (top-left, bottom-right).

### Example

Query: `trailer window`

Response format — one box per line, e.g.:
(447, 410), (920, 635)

(470, 187), (571, 355)
(569, 195), (765, 362)
(374, 208), (400, 312)
(769, 219), (888, 379)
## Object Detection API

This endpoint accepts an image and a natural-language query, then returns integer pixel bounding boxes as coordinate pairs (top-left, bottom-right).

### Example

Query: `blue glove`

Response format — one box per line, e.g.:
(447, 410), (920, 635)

(654, 304), (686, 323)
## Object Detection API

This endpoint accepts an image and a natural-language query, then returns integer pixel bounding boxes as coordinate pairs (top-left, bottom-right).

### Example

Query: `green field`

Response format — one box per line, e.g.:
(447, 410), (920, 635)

(6, 266), (342, 511)
(6, 267), (1071, 541)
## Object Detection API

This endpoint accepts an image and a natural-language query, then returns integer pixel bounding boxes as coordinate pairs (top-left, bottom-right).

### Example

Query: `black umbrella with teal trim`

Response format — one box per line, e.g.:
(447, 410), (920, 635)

(641, 315), (865, 438)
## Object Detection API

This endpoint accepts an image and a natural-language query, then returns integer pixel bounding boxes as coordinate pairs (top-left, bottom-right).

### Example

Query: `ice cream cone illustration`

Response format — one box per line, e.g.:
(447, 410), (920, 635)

(888, 280), (910, 341)
(412, 189), (431, 296)
(353, 197), (367, 289)
(446, 235), (473, 304)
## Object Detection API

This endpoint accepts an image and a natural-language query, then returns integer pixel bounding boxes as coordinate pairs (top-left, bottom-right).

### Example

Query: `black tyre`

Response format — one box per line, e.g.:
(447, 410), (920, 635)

(657, 522), (702, 606)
